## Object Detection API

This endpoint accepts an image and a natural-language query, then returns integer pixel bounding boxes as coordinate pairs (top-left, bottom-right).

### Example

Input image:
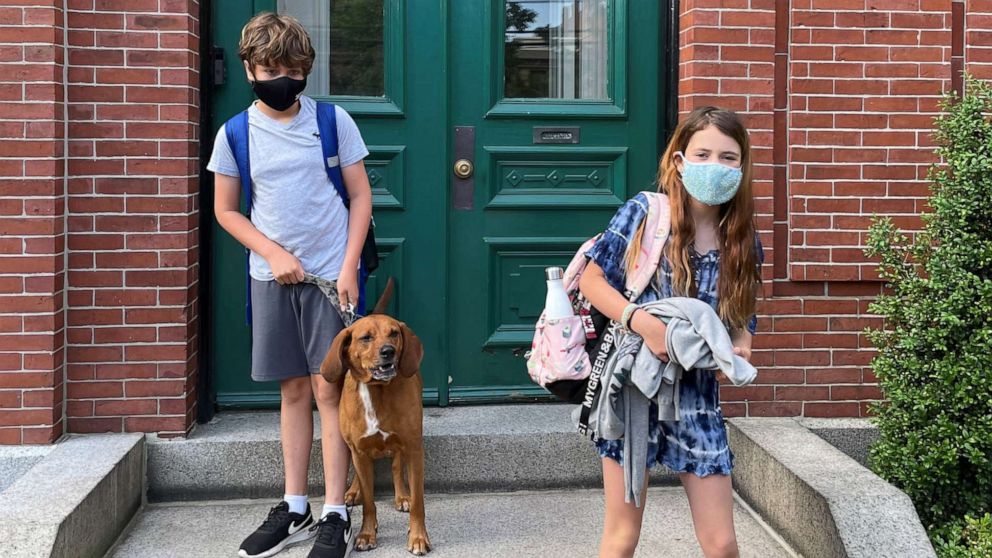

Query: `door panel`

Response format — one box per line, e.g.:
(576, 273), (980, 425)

(446, 0), (664, 401)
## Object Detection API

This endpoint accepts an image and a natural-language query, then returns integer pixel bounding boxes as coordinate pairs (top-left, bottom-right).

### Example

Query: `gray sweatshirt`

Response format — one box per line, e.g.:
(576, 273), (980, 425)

(575, 297), (757, 507)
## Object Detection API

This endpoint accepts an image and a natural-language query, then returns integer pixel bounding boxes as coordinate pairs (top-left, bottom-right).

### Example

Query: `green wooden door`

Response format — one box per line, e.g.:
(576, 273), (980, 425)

(446, 0), (664, 402)
(208, 0), (666, 406)
(209, 0), (447, 406)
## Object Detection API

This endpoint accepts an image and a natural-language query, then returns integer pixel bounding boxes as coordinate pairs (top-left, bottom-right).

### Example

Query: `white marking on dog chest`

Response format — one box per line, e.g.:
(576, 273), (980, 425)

(357, 382), (390, 440)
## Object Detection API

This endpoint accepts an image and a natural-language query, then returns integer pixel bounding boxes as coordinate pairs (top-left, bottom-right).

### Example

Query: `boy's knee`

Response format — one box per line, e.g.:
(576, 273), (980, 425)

(281, 377), (312, 404)
(313, 376), (341, 405)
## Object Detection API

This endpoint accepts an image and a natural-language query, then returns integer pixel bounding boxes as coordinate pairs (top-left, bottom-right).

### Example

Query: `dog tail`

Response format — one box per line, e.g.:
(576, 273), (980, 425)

(371, 277), (395, 315)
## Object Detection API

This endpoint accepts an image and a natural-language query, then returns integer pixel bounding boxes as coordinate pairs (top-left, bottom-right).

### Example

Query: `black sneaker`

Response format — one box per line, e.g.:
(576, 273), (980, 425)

(238, 501), (316, 558)
(306, 512), (354, 558)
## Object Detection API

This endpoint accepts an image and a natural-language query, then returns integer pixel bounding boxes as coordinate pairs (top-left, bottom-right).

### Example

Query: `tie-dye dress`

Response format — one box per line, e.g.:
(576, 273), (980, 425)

(585, 192), (761, 477)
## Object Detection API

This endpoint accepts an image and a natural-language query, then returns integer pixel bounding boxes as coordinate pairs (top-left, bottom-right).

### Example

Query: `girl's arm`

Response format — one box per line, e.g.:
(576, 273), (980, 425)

(579, 261), (669, 360)
(214, 172), (303, 284)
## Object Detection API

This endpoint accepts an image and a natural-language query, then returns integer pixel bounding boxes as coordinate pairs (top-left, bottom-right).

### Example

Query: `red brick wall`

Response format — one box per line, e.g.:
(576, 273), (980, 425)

(0, 0), (199, 442)
(788, 1), (951, 283)
(62, 0), (200, 438)
(679, 0), (983, 417)
(0, 1), (67, 444)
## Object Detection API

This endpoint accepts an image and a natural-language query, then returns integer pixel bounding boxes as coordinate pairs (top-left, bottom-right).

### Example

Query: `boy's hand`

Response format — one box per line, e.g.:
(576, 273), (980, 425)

(337, 266), (359, 312)
(267, 247), (304, 285)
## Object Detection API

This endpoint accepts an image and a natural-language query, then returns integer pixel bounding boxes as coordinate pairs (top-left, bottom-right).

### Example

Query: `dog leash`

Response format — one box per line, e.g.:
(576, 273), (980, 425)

(302, 272), (359, 326)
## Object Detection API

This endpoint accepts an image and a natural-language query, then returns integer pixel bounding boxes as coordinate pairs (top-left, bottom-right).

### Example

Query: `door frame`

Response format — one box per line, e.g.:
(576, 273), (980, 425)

(197, 0), (216, 422)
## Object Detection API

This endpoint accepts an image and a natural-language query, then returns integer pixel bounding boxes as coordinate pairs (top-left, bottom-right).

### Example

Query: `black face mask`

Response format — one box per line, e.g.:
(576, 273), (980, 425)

(251, 74), (307, 111)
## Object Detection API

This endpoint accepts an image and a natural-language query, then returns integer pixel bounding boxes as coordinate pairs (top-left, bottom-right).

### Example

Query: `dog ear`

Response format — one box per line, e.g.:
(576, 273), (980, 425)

(320, 326), (353, 385)
(398, 322), (423, 377)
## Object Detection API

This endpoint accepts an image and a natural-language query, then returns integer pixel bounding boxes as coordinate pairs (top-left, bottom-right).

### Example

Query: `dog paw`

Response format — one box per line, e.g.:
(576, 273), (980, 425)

(344, 489), (361, 506)
(355, 531), (378, 551)
(407, 532), (432, 555)
(394, 496), (411, 512)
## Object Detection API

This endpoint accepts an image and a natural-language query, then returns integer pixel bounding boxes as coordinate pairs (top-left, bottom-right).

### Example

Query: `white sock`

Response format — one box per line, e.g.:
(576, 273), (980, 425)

(284, 494), (308, 515)
(322, 503), (348, 521)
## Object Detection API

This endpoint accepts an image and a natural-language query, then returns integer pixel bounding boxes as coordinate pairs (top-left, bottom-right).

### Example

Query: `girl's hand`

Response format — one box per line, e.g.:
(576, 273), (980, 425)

(266, 247), (304, 285)
(733, 346), (752, 362)
(630, 310), (668, 362)
(336, 266), (359, 312)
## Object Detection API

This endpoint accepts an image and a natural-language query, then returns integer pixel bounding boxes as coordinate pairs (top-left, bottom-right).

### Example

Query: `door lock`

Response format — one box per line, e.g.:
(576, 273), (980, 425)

(453, 159), (474, 179)
(453, 126), (475, 210)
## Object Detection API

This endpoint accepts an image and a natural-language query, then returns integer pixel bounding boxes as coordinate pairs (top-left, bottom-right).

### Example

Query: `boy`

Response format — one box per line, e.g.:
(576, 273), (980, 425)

(207, 12), (371, 558)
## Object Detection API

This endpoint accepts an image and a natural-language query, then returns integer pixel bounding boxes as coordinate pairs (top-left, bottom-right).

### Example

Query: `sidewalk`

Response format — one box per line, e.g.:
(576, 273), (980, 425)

(108, 488), (796, 558)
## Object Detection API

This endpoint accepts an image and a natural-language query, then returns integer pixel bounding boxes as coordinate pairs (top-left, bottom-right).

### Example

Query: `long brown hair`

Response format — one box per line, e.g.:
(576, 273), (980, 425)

(625, 106), (761, 331)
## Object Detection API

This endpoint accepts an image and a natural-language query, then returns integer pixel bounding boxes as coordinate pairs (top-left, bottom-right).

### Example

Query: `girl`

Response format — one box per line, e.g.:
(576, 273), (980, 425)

(579, 106), (763, 558)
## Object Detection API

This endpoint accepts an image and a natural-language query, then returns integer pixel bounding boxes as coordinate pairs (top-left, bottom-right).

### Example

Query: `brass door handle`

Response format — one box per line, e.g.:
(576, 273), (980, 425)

(453, 159), (474, 179)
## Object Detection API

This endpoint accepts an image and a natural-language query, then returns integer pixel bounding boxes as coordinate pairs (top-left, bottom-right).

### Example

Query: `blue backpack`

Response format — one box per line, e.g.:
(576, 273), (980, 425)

(223, 101), (378, 323)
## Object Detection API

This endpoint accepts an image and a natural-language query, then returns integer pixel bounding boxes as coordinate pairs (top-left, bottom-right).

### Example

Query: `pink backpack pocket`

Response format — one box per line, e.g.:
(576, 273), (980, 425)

(526, 315), (591, 386)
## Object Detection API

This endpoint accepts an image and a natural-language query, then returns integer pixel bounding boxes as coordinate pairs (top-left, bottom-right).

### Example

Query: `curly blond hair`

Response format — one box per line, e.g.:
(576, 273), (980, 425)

(239, 12), (315, 74)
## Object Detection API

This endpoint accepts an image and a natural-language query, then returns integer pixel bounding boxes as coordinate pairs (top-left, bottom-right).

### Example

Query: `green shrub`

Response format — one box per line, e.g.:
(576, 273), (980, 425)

(864, 74), (992, 546)
(933, 514), (992, 558)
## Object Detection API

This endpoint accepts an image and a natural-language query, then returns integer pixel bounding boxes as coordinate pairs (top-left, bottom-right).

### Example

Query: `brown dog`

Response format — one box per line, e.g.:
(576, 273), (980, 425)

(320, 282), (431, 555)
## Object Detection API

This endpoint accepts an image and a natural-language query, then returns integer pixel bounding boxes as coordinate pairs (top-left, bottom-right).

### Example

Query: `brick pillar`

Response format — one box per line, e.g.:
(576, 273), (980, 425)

(964, 0), (992, 81)
(0, 1), (67, 444)
(64, 0), (200, 437)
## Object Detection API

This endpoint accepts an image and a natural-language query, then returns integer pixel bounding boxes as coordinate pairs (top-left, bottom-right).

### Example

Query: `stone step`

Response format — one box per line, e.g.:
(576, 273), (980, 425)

(108, 489), (796, 558)
(147, 404), (679, 502)
(1, 434), (143, 558)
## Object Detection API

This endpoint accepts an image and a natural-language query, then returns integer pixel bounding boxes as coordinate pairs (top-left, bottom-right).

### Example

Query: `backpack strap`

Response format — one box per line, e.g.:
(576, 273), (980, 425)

(623, 191), (671, 299)
(224, 110), (252, 217)
(223, 110), (253, 324)
(315, 102), (350, 209)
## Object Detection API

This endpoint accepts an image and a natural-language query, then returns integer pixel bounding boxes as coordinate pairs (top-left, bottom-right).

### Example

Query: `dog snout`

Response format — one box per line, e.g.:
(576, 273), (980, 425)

(379, 345), (396, 360)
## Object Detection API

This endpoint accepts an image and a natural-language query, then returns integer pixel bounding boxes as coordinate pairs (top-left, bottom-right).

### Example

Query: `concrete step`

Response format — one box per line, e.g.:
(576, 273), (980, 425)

(108, 488), (797, 558)
(2, 434), (143, 558)
(147, 405), (680, 502)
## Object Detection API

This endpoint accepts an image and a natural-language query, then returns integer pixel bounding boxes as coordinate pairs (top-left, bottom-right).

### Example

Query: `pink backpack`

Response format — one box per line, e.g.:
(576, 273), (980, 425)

(526, 192), (671, 400)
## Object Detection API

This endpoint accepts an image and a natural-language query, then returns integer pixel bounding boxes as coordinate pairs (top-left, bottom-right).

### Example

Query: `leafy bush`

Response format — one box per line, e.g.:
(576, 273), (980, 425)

(933, 514), (992, 558)
(864, 74), (992, 552)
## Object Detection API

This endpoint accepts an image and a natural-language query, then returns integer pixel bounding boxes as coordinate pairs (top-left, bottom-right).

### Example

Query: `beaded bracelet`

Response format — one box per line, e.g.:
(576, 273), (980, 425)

(620, 303), (639, 334)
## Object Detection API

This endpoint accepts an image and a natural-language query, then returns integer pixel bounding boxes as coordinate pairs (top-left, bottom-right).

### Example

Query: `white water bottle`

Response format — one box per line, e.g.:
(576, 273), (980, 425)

(544, 267), (574, 319)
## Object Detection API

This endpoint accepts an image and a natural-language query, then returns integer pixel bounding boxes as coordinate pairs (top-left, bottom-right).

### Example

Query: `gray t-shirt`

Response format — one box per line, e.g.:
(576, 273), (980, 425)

(207, 95), (369, 281)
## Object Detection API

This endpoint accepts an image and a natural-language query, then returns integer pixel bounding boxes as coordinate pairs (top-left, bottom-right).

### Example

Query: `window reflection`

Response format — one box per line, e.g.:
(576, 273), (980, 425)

(504, 0), (609, 100)
(278, 0), (385, 97)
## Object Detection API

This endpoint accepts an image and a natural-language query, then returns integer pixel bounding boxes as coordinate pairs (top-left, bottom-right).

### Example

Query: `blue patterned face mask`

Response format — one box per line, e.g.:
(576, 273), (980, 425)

(676, 152), (743, 206)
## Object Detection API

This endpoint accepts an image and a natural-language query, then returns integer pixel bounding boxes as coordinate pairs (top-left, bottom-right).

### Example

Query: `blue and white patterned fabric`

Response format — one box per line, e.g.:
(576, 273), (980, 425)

(586, 195), (763, 477)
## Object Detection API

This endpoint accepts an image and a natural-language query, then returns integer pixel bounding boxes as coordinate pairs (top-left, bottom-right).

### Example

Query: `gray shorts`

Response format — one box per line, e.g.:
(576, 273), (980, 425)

(250, 278), (345, 382)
